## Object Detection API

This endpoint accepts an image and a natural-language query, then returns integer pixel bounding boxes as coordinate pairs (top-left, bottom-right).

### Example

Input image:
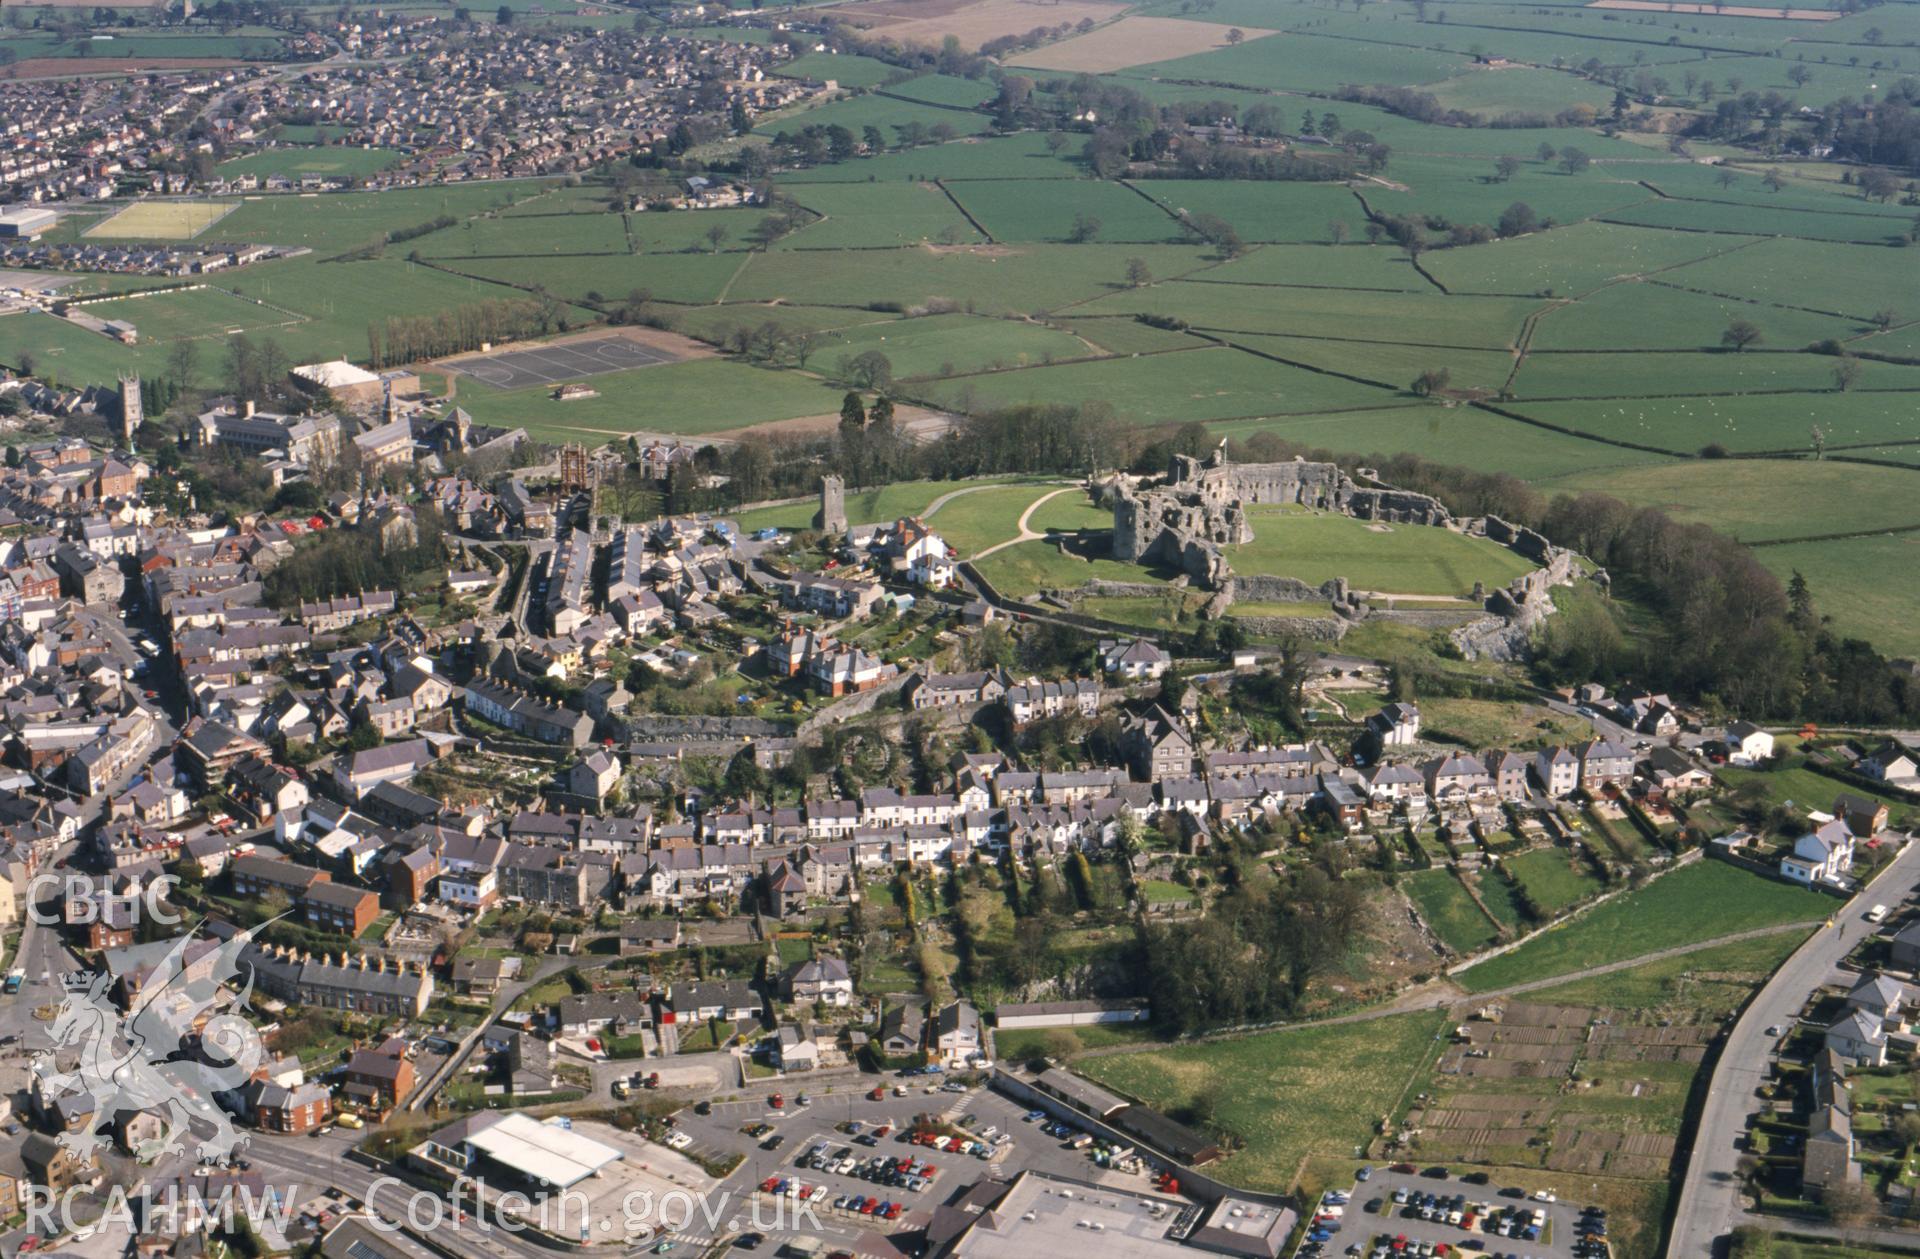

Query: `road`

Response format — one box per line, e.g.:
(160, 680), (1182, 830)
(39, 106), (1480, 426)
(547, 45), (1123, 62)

(1666, 835), (1920, 1258)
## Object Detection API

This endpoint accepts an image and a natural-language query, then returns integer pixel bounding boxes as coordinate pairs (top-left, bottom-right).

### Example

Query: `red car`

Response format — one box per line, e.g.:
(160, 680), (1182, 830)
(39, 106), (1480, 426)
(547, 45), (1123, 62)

(869, 1087), (886, 1101)
(760, 1178), (780, 1194)
(858, 1199), (878, 1216)
(883, 1203), (902, 1221)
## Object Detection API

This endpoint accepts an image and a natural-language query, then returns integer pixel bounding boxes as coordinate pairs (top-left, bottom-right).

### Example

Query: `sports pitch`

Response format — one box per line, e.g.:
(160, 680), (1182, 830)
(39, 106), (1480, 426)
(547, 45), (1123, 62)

(449, 335), (681, 390)
(84, 200), (240, 241)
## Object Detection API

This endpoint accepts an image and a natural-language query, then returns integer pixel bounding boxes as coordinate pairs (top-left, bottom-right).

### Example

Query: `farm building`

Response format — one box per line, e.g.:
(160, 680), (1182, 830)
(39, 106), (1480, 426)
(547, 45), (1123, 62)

(994, 999), (1150, 1030)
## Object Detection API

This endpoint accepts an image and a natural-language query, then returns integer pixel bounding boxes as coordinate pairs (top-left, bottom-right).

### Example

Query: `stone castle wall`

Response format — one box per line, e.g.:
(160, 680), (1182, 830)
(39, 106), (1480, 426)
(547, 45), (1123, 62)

(1103, 450), (1591, 663)
(1110, 450), (1451, 588)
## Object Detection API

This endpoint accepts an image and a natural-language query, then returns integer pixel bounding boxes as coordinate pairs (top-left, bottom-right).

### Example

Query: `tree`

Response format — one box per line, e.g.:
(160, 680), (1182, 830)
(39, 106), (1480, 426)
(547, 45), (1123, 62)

(1124, 257), (1153, 287)
(495, 4), (511, 22)
(791, 330), (821, 370)
(704, 223), (729, 253)
(1558, 147), (1591, 175)
(1810, 423), (1827, 459)
(840, 350), (893, 392)
(1065, 212), (1101, 244)
(1493, 154), (1521, 183)
(1717, 168), (1737, 190)
(1536, 142), (1557, 164)
(1861, 168), (1900, 202)
(1225, 26), (1244, 43)
(1762, 168), (1785, 192)
(1496, 201), (1540, 238)
(1832, 357), (1861, 392)
(1786, 63), (1813, 88)
(165, 338), (201, 391)
(838, 391), (867, 438)
(1872, 308), (1897, 331)
(1326, 219), (1348, 245)
(1721, 318), (1763, 352)
(1411, 367), (1451, 397)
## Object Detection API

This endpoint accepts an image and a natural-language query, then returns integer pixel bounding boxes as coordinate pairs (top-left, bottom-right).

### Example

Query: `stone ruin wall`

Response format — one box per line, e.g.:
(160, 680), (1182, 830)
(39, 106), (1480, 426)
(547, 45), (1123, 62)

(1110, 452), (1452, 585)
(1104, 454), (1595, 662)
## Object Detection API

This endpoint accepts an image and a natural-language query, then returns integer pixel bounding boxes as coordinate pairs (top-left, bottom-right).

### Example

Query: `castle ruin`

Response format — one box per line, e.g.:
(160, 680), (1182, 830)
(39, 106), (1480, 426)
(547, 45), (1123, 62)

(1110, 447), (1451, 590)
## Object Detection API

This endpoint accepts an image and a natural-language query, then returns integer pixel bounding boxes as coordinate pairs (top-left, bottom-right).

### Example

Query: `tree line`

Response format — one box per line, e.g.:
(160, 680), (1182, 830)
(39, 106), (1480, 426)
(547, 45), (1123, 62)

(365, 293), (564, 369)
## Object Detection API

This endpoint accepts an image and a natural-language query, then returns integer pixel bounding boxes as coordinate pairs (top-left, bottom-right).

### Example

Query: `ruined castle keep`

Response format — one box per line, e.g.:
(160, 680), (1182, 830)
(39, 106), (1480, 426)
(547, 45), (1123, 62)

(1111, 449), (1451, 589)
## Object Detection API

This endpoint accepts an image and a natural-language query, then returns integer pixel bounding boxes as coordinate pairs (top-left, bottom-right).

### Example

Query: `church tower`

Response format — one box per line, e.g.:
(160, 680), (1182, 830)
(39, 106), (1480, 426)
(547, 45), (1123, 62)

(117, 375), (142, 449)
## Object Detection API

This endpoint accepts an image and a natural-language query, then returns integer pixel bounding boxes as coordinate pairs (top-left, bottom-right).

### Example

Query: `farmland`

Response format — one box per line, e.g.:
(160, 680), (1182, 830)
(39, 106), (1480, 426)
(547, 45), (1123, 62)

(4, 0), (1919, 649)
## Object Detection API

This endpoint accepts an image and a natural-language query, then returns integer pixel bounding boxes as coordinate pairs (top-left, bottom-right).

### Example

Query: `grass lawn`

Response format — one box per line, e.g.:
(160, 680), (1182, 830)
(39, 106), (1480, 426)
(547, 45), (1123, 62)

(783, 181), (984, 250)
(216, 147), (406, 180)
(1404, 869), (1502, 955)
(1227, 508), (1536, 597)
(1504, 846), (1606, 916)
(1530, 459), (1920, 544)
(813, 312), (1094, 382)
(972, 538), (1175, 597)
(1419, 698), (1590, 751)
(1516, 390), (1920, 456)
(1080, 1008), (1452, 1193)
(1751, 534), (1920, 660)
(82, 285), (302, 343)
(452, 357), (843, 440)
(994, 1021), (1160, 1062)
(731, 474), (1046, 531)
(946, 178), (1186, 244)
(1455, 859), (1828, 993)
(1712, 762), (1913, 821)
(923, 482), (1072, 556)
(923, 347), (1393, 426)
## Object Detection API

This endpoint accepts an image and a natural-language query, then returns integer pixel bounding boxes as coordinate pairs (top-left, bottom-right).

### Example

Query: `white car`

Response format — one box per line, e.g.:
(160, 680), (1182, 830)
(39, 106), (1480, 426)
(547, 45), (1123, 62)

(1532, 1190), (1557, 1203)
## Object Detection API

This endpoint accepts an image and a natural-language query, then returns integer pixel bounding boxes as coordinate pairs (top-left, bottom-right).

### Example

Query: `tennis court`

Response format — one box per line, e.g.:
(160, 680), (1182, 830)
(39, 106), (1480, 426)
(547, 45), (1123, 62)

(450, 334), (680, 390)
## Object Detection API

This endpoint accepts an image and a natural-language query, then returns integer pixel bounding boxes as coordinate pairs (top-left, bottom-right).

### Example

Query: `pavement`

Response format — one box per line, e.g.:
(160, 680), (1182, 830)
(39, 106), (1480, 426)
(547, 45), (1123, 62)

(1665, 835), (1920, 1258)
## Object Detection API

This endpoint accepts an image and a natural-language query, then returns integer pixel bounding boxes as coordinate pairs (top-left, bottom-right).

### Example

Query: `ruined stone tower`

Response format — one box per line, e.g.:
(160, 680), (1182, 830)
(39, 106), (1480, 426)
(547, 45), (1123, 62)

(816, 473), (848, 534)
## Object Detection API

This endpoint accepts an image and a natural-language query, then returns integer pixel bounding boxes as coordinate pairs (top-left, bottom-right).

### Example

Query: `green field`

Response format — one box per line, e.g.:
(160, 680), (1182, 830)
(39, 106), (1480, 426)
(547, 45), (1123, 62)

(1455, 859), (1828, 994)
(1751, 533), (1920, 658)
(1079, 1008), (1452, 1193)
(946, 178), (1186, 244)
(811, 312), (1093, 383)
(973, 538), (1176, 597)
(81, 286), (302, 344)
(1504, 847), (1606, 916)
(923, 346), (1393, 425)
(1404, 869), (1501, 954)
(451, 358), (842, 441)
(784, 182), (982, 250)
(1531, 459), (1920, 543)
(1227, 507), (1537, 596)
(732, 475), (1049, 531)
(216, 147), (406, 180)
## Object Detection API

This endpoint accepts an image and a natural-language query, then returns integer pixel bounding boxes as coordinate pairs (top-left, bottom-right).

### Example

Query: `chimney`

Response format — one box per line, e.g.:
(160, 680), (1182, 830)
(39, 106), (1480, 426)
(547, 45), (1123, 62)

(243, 400), (255, 419)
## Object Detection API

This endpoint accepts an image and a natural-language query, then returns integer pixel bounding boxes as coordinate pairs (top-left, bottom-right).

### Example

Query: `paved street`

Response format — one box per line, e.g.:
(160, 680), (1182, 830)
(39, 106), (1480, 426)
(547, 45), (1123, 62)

(1666, 836), (1920, 1258)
